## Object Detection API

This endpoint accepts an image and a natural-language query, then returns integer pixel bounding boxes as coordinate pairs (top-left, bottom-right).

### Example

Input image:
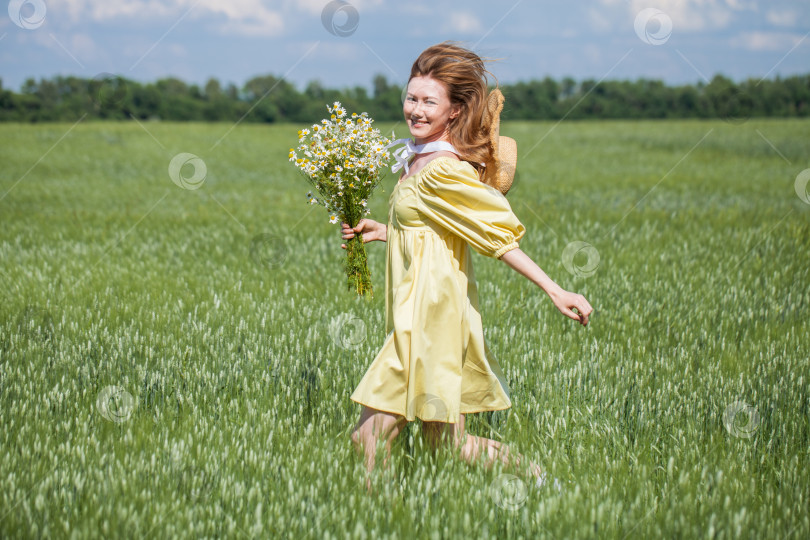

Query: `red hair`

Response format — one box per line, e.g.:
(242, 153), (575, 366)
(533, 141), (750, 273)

(408, 41), (500, 186)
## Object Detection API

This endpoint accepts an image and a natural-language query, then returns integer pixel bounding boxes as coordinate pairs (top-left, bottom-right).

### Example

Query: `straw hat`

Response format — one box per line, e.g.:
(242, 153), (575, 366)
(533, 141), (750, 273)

(481, 88), (517, 195)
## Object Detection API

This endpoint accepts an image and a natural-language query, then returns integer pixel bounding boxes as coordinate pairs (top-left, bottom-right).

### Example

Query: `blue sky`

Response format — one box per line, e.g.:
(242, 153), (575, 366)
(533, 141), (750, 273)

(1, 0), (809, 92)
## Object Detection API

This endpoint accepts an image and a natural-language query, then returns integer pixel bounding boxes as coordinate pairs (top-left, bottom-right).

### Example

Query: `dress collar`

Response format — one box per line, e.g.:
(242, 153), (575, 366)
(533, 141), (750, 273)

(385, 138), (459, 174)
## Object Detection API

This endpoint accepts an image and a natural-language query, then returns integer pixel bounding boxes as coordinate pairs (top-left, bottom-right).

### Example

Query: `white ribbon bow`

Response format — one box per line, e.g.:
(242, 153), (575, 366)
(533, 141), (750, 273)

(385, 137), (459, 174)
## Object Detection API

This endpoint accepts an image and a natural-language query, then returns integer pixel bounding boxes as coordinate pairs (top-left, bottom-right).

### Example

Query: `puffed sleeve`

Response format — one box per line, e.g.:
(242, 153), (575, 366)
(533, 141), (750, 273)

(415, 159), (526, 259)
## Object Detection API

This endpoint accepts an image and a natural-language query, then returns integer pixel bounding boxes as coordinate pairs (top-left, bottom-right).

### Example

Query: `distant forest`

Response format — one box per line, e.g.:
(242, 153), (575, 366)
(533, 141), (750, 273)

(1, 72), (808, 123)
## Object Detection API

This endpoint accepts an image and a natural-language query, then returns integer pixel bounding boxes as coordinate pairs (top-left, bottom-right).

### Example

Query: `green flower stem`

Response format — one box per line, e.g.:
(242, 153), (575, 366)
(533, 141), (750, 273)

(344, 232), (373, 298)
(339, 195), (373, 298)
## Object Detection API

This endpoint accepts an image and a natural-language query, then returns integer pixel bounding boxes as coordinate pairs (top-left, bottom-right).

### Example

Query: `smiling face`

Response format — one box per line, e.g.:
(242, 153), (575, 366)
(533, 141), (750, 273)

(403, 75), (460, 144)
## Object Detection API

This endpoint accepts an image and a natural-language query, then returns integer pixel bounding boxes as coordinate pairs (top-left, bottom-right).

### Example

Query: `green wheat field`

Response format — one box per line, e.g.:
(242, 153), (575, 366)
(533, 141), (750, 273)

(1, 118), (808, 539)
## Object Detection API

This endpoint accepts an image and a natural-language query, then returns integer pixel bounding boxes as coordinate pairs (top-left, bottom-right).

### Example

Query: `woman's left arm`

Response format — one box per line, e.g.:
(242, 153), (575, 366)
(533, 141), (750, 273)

(499, 248), (593, 326)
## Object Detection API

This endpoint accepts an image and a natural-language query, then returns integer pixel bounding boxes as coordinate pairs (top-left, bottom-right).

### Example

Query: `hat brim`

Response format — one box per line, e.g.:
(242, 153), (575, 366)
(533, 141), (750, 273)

(495, 135), (516, 196)
(485, 89), (517, 196)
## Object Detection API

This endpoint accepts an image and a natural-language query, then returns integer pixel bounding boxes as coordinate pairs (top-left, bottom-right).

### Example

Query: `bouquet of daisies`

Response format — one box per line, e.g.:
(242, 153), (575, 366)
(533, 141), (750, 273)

(289, 102), (391, 297)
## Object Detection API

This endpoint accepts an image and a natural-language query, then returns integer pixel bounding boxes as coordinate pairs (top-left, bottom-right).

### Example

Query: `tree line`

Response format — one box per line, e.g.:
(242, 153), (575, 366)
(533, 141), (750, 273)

(1, 72), (808, 123)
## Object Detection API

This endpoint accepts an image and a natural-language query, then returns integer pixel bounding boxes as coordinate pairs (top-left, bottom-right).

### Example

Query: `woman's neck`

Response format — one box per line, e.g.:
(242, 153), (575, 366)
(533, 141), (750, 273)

(414, 126), (452, 146)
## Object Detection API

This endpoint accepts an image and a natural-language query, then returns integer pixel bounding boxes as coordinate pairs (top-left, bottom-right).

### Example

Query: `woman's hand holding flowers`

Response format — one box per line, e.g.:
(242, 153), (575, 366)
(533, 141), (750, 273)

(341, 219), (386, 249)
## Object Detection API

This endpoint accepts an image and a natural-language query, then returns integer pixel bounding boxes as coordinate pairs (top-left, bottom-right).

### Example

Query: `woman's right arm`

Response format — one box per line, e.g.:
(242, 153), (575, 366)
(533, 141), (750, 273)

(499, 247), (592, 326)
(340, 219), (387, 249)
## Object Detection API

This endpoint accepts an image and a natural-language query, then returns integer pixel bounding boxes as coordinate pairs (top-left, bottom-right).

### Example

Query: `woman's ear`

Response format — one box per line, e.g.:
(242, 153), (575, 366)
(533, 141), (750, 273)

(450, 106), (461, 120)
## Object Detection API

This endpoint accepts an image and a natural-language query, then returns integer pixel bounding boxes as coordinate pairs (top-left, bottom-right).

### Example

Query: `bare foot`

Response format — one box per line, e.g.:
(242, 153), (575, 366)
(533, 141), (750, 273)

(527, 459), (544, 481)
(527, 462), (564, 493)
(510, 452), (544, 482)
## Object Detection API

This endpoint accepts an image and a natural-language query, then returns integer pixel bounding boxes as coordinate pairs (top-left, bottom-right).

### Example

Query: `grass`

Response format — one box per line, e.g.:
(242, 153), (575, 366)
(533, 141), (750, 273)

(1, 117), (808, 538)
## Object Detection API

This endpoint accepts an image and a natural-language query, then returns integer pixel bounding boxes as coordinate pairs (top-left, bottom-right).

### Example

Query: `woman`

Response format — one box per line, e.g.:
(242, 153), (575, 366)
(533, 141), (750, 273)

(341, 42), (592, 491)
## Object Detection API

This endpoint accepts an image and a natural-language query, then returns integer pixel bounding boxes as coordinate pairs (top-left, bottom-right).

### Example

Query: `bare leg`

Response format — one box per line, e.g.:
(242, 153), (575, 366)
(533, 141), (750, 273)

(350, 406), (408, 493)
(423, 413), (543, 480)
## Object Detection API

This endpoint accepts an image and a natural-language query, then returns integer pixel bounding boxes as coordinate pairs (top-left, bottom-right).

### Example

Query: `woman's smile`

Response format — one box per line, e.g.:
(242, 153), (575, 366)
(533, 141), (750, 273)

(403, 75), (459, 143)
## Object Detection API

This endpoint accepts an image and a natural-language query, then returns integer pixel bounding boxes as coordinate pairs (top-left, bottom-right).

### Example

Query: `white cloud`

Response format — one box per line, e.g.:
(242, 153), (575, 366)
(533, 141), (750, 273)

(287, 0), (384, 16)
(166, 43), (187, 57)
(198, 1), (284, 36)
(62, 0), (176, 21)
(631, 0), (731, 32)
(766, 9), (799, 27)
(587, 7), (614, 32)
(441, 12), (484, 34)
(69, 32), (98, 60)
(724, 0), (758, 10)
(60, 0), (284, 36)
(731, 30), (807, 51)
(599, 0), (758, 32)
(582, 43), (603, 65)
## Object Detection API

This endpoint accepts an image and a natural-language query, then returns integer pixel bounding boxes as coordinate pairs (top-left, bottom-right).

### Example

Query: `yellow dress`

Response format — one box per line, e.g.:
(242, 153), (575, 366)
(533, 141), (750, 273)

(350, 156), (527, 423)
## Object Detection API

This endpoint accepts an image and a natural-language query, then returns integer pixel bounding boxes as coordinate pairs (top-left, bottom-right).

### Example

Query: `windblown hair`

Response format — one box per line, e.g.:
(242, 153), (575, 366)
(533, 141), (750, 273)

(408, 41), (500, 187)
